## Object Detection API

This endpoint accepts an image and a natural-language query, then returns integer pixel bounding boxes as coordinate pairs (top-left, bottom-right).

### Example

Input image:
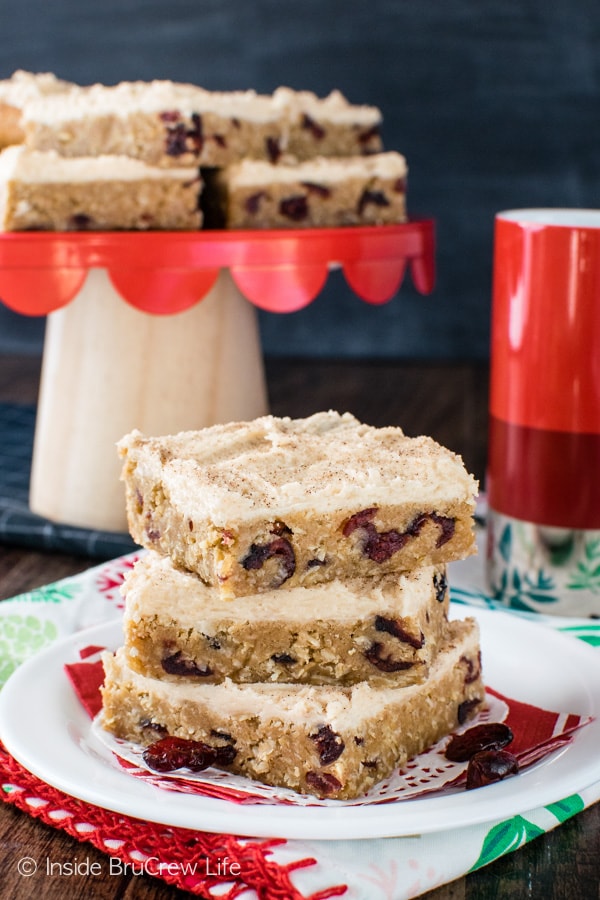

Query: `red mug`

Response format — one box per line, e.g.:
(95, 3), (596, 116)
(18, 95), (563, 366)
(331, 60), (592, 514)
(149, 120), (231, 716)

(487, 209), (600, 616)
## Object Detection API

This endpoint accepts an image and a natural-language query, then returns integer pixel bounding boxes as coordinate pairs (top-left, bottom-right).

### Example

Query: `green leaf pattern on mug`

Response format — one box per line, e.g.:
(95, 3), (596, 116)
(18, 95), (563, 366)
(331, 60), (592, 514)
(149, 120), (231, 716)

(566, 538), (600, 593)
(489, 521), (600, 612)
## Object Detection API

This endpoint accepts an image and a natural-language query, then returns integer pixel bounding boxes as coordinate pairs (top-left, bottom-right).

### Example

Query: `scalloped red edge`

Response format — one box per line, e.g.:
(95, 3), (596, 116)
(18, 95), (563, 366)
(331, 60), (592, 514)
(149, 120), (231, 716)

(0, 222), (434, 316)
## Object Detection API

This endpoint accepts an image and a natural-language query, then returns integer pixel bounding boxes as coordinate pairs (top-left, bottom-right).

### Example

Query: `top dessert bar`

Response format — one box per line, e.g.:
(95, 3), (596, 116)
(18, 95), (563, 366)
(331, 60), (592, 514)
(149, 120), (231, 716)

(272, 86), (383, 158)
(119, 411), (478, 598)
(21, 79), (383, 168)
(0, 70), (72, 149)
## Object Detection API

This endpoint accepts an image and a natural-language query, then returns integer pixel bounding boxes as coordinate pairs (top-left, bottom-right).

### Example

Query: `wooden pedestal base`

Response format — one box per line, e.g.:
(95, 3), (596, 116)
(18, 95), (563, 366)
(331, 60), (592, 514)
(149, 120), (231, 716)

(29, 268), (268, 532)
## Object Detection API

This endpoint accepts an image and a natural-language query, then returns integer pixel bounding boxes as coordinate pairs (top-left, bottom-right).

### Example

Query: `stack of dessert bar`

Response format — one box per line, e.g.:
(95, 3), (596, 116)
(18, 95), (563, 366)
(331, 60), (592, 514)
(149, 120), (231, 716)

(0, 70), (407, 232)
(100, 411), (483, 800)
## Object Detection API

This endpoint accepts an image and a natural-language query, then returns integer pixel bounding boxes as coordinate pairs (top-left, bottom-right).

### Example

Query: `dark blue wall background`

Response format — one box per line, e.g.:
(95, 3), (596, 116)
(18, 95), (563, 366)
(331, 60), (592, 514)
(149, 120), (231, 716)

(1, 0), (599, 359)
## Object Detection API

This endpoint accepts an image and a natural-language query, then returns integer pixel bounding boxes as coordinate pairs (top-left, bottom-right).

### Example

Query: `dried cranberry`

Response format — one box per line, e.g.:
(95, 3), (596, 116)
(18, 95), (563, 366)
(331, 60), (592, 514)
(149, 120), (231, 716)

(457, 697), (483, 725)
(301, 113), (326, 140)
(163, 112), (204, 157)
(343, 509), (407, 562)
(279, 195), (309, 221)
(358, 125), (381, 147)
(301, 181), (331, 198)
(161, 651), (212, 678)
(245, 192), (266, 215)
(342, 508), (379, 535)
(189, 112), (204, 150)
(375, 615), (424, 649)
(159, 110), (181, 123)
(165, 122), (188, 156)
(305, 771), (342, 796)
(310, 725), (345, 765)
(342, 508), (455, 562)
(241, 537), (296, 587)
(213, 743), (237, 766)
(364, 529), (408, 562)
(143, 736), (217, 772)
(271, 652), (296, 665)
(358, 189), (390, 215)
(139, 719), (167, 737)
(210, 729), (234, 742)
(266, 136), (281, 163)
(445, 723), (514, 762)
(365, 642), (415, 672)
(68, 213), (92, 230)
(270, 520), (292, 536)
(393, 176), (407, 193)
(466, 750), (519, 790)
(460, 652), (482, 685)
(406, 513), (455, 547)
(433, 571), (448, 603)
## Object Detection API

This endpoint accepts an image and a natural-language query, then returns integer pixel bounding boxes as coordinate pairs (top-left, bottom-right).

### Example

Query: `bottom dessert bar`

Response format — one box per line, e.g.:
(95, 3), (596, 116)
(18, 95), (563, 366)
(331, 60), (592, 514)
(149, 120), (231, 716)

(122, 553), (450, 686)
(203, 151), (408, 229)
(0, 145), (203, 231)
(100, 618), (483, 800)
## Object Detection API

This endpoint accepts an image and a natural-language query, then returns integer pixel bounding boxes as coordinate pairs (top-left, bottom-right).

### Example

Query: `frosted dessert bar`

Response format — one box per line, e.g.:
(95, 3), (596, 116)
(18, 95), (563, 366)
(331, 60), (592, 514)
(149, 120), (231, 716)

(204, 152), (407, 229)
(272, 86), (383, 158)
(118, 411), (478, 599)
(122, 553), (450, 686)
(22, 80), (383, 168)
(100, 617), (484, 800)
(0, 145), (202, 231)
(22, 79), (284, 168)
(0, 70), (72, 149)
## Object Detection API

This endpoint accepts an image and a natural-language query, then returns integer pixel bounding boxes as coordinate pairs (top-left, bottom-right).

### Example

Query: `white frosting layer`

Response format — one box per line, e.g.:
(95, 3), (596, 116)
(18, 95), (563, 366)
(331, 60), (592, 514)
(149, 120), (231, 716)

(22, 79), (282, 125)
(0, 145), (199, 182)
(272, 87), (382, 126)
(22, 80), (381, 130)
(0, 70), (71, 105)
(227, 152), (407, 187)
(123, 553), (441, 626)
(120, 411), (478, 525)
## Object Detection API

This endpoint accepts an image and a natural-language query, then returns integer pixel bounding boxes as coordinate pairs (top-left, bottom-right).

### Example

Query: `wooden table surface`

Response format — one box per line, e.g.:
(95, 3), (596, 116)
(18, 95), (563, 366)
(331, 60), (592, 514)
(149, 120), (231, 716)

(0, 352), (598, 900)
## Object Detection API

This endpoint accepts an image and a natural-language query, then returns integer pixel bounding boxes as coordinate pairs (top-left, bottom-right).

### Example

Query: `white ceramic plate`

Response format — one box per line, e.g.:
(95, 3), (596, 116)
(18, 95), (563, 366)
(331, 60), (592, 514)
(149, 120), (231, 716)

(0, 607), (599, 840)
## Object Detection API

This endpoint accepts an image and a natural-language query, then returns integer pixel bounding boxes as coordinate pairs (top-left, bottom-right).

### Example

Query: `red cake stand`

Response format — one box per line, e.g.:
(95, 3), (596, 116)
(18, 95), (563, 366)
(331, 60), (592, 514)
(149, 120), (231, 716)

(0, 222), (435, 532)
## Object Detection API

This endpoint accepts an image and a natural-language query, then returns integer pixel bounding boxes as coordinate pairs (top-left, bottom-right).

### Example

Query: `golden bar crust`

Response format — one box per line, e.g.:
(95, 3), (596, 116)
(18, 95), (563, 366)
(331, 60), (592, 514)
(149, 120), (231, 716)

(100, 618), (484, 800)
(123, 553), (450, 686)
(118, 411), (478, 599)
